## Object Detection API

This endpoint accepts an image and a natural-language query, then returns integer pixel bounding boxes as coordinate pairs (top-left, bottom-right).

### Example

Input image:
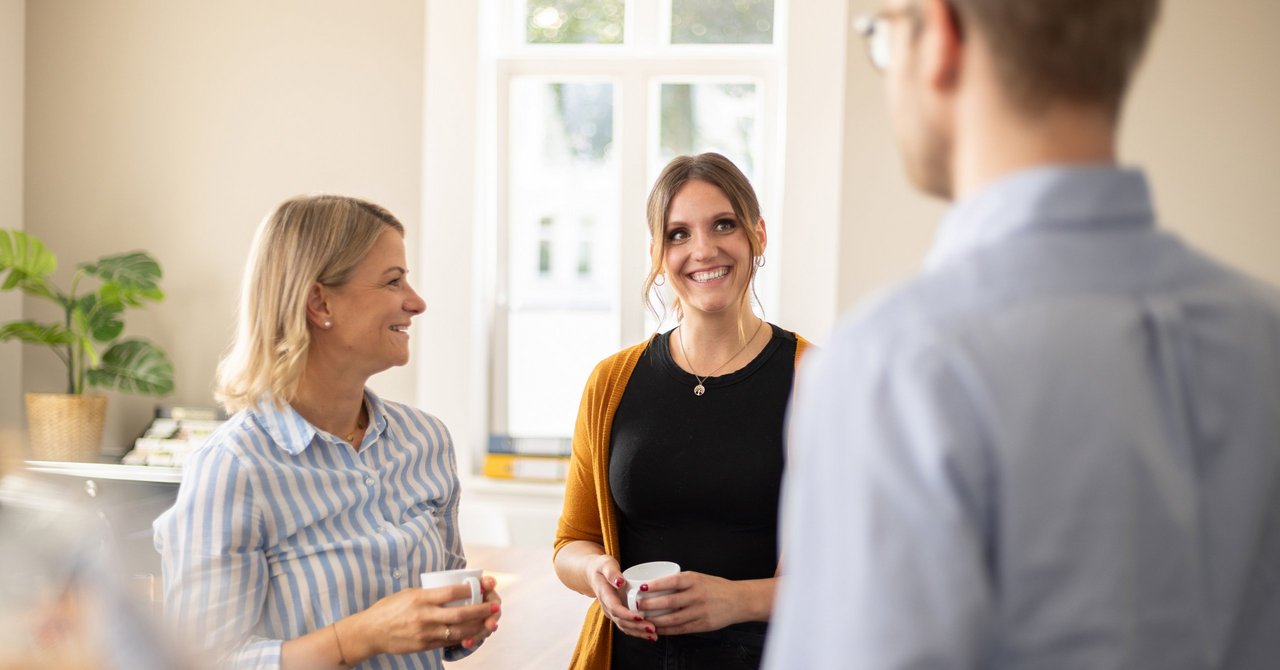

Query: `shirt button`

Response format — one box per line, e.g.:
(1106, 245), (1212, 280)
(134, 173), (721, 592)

(364, 476), (375, 487)
(392, 569), (402, 579)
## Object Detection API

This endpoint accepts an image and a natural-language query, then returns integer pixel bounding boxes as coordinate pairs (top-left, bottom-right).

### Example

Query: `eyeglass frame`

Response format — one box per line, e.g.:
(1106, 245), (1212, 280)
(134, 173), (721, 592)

(852, 5), (924, 72)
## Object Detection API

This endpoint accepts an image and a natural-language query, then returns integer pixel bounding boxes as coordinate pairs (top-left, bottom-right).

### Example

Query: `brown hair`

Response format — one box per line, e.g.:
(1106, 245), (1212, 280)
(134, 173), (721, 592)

(952, 0), (1161, 113)
(643, 153), (764, 336)
(215, 195), (404, 412)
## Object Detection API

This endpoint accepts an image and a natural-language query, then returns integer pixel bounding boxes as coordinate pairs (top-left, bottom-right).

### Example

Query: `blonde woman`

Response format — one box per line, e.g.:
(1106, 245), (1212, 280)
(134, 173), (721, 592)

(554, 153), (811, 669)
(155, 196), (500, 669)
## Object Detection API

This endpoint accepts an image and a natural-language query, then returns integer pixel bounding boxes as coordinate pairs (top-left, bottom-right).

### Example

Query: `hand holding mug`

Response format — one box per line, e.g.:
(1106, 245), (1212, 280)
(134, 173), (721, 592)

(583, 554), (654, 641)
(338, 574), (501, 662)
(632, 570), (765, 636)
(621, 561), (681, 617)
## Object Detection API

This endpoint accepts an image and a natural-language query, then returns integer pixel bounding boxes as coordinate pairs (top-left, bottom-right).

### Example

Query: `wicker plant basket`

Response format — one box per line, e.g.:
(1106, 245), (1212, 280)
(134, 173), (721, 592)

(25, 392), (107, 462)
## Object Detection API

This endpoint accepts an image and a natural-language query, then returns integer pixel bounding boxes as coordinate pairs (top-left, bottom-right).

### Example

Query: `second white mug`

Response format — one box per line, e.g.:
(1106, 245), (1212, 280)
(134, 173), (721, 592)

(420, 567), (483, 607)
(621, 561), (680, 617)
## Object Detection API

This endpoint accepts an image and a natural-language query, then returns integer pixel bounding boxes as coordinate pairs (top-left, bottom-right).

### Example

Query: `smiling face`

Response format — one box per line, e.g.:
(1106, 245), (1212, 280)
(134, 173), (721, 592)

(318, 228), (426, 377)
(661, 179), (763, 320)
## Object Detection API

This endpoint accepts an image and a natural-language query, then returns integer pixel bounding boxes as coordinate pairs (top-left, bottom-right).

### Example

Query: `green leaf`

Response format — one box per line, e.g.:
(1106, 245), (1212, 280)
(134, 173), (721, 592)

(75, 293), (125, 343)
(80, 252), (163, 307)
(0, 230), (60, 301)
(0, 320), (75, 346)
(87, 338), (175, 395)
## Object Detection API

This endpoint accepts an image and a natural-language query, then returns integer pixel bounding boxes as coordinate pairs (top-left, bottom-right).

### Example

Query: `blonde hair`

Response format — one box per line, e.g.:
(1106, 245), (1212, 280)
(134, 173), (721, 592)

(643, 153), (765, 339)
(215, 195), (404, 412)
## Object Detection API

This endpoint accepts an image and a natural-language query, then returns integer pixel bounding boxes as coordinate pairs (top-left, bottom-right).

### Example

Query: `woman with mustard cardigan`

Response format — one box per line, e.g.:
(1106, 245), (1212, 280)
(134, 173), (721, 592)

(553, 153), (810, 669)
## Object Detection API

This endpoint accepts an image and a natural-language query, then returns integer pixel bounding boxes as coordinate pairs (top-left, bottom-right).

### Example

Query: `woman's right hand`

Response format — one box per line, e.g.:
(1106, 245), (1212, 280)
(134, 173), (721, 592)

(341, 577), (502, 661)
(584, 554), (654, 641)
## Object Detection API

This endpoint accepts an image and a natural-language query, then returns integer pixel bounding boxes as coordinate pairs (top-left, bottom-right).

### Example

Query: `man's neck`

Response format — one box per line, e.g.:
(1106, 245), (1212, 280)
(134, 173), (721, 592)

(951, 92), (1119, 200)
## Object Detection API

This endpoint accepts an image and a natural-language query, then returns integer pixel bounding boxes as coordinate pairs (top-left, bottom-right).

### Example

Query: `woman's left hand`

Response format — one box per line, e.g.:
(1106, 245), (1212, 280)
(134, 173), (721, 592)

(632, 572), (774, 636)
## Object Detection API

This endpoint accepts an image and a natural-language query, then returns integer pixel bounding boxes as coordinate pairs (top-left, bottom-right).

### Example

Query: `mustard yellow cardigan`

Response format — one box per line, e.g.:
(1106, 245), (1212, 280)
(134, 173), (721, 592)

(553, 332), (811, 669)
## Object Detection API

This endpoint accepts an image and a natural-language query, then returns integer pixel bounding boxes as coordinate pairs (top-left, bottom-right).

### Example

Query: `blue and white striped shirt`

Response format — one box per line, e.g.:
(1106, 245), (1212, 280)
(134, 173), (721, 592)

(154, 389), (468, 669)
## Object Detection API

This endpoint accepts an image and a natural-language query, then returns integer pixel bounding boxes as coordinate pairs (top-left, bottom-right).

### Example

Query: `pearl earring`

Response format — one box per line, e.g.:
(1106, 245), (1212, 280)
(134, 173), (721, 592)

(323, 320), (332, 329)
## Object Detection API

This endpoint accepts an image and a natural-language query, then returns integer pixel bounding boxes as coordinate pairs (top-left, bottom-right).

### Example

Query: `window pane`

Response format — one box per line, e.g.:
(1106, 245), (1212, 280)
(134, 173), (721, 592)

(526, 0), (625, 44)
(670, 0), (774, 44)
(658, 81), (759, 181)
(504, 80), (621, 445)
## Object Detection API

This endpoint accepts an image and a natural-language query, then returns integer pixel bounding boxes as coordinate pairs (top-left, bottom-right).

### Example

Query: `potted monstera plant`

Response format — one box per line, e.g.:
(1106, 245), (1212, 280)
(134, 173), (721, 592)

(0, 229), (175, 461)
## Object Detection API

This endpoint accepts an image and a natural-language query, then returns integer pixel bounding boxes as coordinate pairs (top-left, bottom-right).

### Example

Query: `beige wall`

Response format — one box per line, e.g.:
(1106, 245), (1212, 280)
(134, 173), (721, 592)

(0, 0), (23, 432)
(23, 0), (425, 452)
(1122, 0), (1280, 284)
(12, 1), (1278, 453)
(836, 0), (1280, 315)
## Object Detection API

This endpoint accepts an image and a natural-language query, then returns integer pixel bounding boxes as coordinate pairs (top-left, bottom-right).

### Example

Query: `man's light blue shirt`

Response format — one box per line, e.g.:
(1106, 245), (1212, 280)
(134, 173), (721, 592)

(765, 166), (1280, 669)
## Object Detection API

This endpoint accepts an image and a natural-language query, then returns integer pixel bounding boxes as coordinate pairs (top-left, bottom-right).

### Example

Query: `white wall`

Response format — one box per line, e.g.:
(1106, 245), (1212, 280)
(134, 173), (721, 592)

(833, 0), (1280, 320)
(0, 0), (23, 432)
(23, 0), (425, 452)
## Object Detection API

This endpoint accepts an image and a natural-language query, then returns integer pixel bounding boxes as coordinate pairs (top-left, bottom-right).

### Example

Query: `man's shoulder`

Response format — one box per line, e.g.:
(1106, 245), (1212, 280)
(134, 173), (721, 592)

(831, 270), (988, 356)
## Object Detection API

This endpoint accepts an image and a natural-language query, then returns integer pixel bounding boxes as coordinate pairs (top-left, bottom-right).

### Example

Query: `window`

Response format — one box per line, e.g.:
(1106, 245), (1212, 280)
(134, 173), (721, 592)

(485, 0), (785, 464)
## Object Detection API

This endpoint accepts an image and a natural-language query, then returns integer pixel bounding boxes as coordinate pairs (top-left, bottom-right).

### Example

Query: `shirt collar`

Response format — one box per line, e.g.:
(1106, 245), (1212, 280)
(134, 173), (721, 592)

(925, 164), (1156, 270)
(252, 387), (391, 455)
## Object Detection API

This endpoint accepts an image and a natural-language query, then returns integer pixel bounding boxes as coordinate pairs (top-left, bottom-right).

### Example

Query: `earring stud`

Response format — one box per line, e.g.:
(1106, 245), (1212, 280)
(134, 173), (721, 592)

(323, 320), (332, 328)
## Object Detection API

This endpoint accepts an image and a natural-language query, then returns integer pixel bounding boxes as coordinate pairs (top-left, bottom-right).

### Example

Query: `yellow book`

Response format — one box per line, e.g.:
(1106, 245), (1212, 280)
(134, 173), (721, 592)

(483, 453), (569, 481)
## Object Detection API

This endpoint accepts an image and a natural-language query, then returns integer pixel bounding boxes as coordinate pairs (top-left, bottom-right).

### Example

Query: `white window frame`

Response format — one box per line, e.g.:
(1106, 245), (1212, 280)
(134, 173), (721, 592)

(488, 0), (786, 457)
(417, 0), (848, 485)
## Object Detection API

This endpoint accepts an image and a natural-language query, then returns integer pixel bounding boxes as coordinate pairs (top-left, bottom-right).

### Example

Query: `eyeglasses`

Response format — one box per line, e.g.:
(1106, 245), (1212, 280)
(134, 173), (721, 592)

(852, 6), (922, 72)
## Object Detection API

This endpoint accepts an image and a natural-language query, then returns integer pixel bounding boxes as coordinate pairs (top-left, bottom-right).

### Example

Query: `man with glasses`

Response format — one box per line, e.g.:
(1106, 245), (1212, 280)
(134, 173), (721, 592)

(766, 1), (1280, 668)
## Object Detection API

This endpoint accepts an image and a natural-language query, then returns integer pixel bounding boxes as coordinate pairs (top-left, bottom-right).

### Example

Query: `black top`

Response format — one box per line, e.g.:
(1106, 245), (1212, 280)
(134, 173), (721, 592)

(609, 323), (797, 590)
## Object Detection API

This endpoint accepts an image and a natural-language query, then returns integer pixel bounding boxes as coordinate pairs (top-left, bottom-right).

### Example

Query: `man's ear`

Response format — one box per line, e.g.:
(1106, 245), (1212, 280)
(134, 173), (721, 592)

(305, 283), (332, 328)
(921, 0), (963, 91)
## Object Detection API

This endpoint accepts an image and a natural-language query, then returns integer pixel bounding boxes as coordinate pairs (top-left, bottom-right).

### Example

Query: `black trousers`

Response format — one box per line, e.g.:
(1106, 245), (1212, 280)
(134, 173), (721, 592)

(610, 625), (766, 670)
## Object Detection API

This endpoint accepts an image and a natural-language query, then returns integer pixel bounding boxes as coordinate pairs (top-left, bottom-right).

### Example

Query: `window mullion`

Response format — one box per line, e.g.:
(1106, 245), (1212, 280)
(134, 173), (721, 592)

(618, 66), (650, 346)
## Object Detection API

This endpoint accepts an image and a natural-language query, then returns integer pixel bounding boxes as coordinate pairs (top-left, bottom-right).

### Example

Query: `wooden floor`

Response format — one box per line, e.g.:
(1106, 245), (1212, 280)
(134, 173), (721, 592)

(451, 544), (590, 670)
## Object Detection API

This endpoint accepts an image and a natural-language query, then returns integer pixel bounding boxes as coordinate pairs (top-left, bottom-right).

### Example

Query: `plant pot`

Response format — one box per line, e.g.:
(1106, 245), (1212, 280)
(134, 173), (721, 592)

(24, 392), (107, 462)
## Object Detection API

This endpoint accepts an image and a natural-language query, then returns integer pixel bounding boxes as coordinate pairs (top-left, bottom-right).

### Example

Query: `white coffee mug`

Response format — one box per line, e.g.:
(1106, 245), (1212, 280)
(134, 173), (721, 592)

(420, 568), (483, 607)
(621, 561), (680, 617)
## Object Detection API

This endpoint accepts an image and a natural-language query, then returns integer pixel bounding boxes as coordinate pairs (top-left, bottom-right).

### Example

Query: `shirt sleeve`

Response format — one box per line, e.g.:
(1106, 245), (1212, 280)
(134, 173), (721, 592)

(765, 329), (997, 670)
(431, 419), (482, 663)
(432, 421), (468, 573)
(155, 442), (281, 669)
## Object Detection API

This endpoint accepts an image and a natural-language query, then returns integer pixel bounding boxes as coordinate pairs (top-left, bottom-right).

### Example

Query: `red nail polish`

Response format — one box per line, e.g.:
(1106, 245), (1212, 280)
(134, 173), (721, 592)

(648, 635), (656, 642)
(463, 638), (474, 648)
(633, 616), (643, 622)
(491, 603), (500, 613)
(615, 578), (624, 587)
(646, 626), (654, 634)
(639, 584), (649, 592)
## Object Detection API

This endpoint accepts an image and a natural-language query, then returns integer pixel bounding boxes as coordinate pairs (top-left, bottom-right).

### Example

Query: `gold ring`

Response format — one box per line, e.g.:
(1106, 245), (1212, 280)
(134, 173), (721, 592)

(444, 625), (452, 642)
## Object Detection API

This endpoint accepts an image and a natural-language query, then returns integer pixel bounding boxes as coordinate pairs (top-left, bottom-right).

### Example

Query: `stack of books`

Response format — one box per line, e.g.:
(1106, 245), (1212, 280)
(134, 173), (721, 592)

(482, 435), (571, 482)
(121, 406), (226, 467)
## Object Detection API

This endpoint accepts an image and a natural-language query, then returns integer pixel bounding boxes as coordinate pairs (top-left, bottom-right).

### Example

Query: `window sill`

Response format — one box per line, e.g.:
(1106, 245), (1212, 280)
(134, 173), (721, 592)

(461, 475), (566, 499)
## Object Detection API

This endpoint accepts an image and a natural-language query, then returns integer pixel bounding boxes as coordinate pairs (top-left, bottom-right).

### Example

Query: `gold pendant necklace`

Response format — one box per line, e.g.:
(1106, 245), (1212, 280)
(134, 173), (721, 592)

(344, 407), (367, 443)
(677, 319), (765, 397)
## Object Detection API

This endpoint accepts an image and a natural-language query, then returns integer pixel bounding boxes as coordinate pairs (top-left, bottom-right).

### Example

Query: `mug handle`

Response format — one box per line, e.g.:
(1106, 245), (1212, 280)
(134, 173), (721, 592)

(626, 585), (642, 613)
(464, 576), (482, 605)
